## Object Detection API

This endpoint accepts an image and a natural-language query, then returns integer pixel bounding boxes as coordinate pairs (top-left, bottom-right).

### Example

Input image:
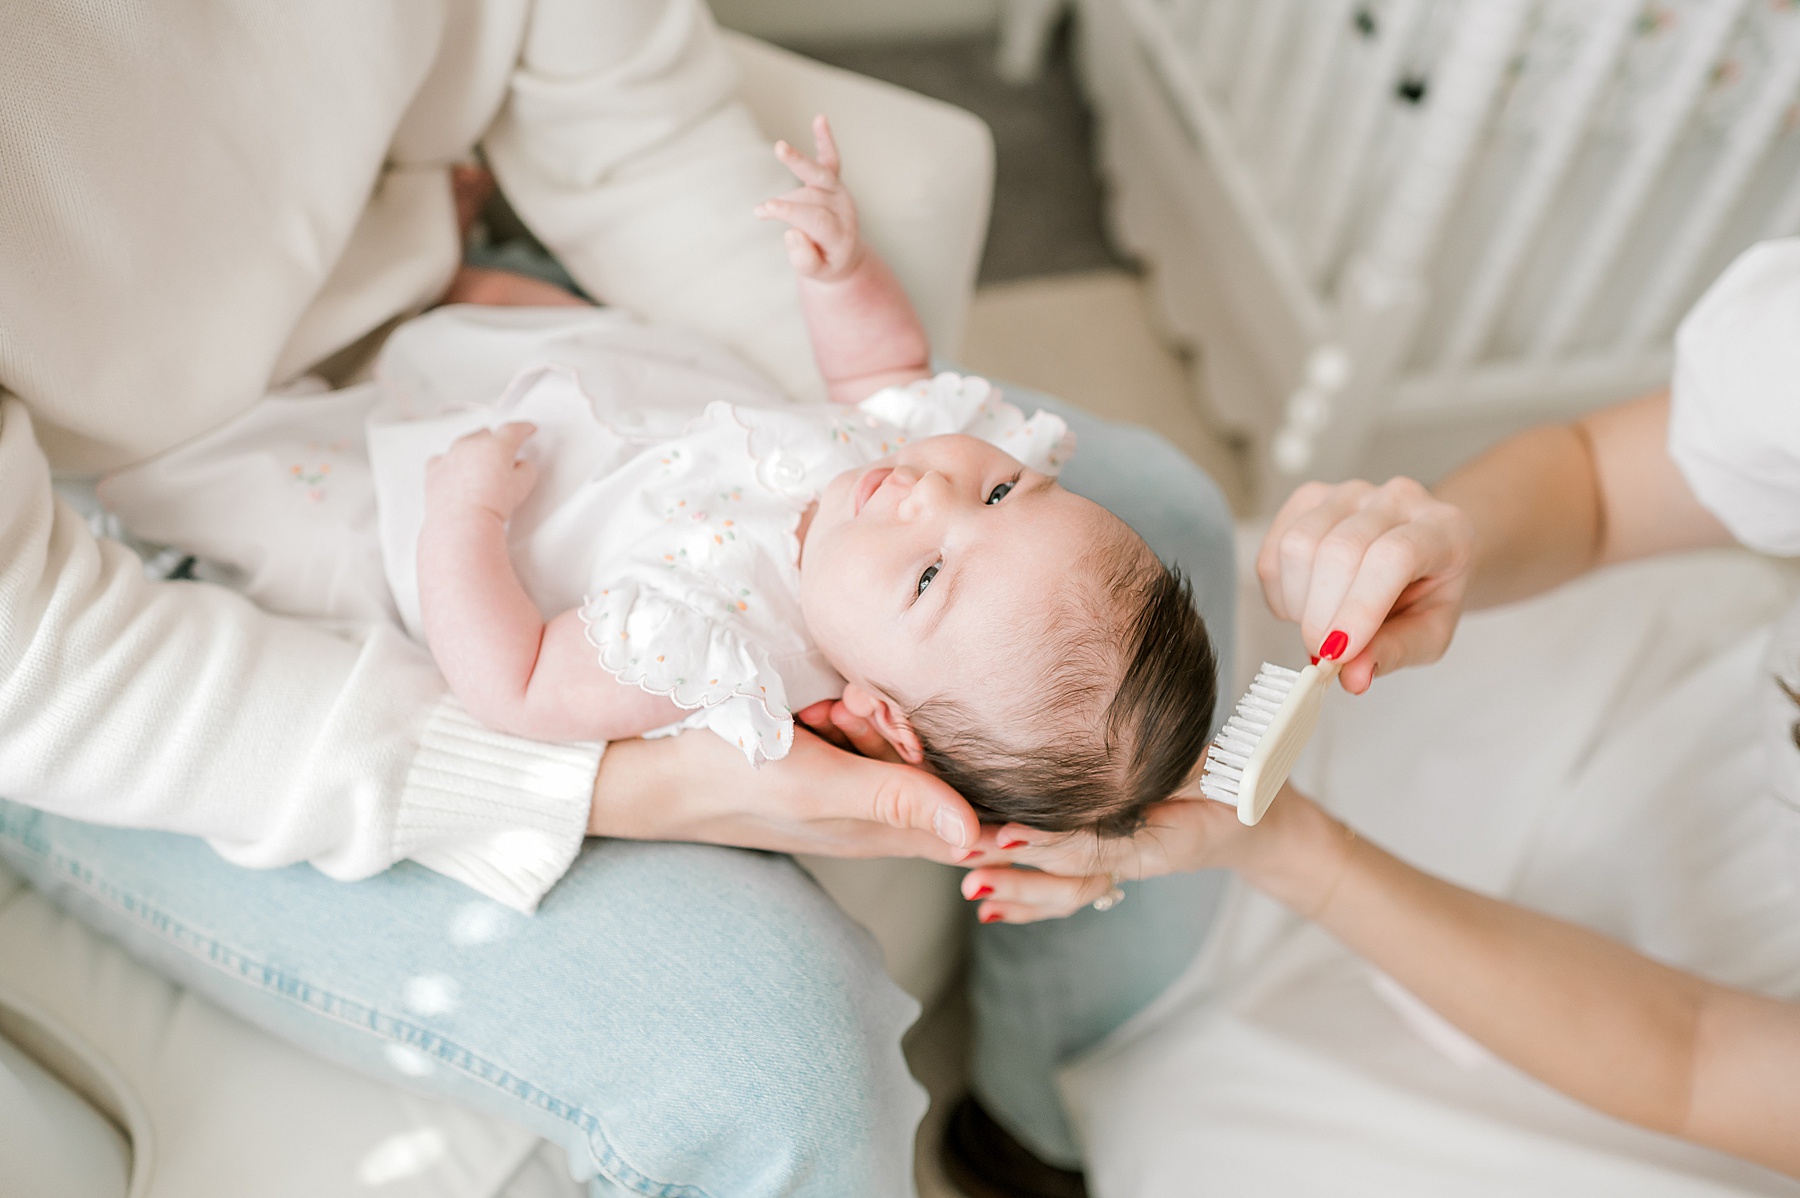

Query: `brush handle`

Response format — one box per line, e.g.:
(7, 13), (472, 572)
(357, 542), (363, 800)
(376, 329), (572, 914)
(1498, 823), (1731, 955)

(1237, 658), (1339, 825)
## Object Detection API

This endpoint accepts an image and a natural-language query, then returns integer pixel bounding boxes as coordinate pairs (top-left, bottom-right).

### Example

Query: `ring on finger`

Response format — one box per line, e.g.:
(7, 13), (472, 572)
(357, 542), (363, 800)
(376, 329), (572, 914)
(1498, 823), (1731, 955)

(1091, 874), (1125, 912)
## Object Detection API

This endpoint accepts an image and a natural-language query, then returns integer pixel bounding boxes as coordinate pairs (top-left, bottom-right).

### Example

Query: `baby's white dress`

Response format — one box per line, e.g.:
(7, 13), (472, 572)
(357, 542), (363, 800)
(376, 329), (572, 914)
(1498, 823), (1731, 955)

(101, 306), (1074, 764)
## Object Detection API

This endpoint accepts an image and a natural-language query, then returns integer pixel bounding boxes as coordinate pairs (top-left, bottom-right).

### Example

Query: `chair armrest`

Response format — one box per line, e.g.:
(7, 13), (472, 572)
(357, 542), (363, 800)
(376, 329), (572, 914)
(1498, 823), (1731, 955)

(724, 32), (994, 360)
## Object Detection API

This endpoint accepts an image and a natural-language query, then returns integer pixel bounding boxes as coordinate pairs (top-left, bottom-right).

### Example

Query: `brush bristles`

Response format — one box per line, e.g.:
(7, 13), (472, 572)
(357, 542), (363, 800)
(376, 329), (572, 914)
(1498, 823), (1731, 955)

(1199, 663), (1300, 802)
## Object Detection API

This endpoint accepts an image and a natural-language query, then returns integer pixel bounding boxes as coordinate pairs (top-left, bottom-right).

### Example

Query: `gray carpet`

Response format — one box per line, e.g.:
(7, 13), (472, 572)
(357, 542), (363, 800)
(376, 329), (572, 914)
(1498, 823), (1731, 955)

(785, 26), (1128, 285)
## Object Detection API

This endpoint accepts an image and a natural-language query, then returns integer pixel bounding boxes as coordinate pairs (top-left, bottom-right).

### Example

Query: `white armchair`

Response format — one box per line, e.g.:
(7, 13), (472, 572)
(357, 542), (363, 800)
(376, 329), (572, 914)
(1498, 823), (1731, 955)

(0, 36), (992, 1198)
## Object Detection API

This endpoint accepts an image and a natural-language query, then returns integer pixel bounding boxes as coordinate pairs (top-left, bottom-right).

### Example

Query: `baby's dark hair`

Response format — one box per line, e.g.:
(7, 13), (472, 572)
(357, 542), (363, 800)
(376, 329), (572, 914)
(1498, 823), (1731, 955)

(908, 547), (1216, 838)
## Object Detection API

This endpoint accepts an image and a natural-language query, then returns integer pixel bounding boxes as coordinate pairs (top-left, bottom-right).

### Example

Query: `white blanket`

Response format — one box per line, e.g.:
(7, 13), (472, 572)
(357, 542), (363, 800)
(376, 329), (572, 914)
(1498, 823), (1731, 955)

(1063, 541), (1800, 1196)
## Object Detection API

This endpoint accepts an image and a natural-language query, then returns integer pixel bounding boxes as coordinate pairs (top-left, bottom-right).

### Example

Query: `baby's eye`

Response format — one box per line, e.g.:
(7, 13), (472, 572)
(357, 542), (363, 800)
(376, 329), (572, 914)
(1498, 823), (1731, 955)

(916, 562), (940, 598)
(986, 480), (1015, 505)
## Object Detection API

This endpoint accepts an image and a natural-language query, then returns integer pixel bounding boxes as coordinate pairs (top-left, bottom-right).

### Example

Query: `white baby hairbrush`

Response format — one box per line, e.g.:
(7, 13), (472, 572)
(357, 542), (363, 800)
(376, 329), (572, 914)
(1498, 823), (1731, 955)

(1199, 657), (1341, 825)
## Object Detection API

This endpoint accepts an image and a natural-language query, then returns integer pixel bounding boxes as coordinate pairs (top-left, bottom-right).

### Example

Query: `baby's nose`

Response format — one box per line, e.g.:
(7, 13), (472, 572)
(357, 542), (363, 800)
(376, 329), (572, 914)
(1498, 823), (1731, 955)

(896, 469), (951, 519)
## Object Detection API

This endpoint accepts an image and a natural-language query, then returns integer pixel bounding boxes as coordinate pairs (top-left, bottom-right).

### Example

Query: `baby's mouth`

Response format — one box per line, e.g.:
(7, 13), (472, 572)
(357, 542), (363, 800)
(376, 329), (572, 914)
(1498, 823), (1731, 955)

(853, 465), (894, 516)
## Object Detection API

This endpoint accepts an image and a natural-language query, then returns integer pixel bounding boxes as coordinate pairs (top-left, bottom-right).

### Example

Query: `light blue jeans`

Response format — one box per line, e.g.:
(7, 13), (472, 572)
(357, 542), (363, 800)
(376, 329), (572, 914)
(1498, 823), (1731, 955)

(0, 390), (1234, 1194)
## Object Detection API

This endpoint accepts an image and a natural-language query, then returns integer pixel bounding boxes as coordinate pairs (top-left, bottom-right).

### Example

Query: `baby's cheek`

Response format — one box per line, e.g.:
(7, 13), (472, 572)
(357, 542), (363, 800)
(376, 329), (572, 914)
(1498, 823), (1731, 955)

(807, 579), (853, 636)
(806, 585), (882, 681)
(797, 565), (845, 643)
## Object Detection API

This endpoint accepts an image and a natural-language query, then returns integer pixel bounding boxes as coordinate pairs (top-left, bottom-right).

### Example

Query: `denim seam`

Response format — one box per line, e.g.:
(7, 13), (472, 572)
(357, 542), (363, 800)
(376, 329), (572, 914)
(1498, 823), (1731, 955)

(0, 823), (715, 1198)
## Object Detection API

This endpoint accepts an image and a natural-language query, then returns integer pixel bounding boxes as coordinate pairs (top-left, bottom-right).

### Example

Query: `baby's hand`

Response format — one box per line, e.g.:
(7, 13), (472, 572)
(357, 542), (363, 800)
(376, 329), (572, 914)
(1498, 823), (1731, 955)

(754, 115), (863, 281)
(426, 422), (539, 521)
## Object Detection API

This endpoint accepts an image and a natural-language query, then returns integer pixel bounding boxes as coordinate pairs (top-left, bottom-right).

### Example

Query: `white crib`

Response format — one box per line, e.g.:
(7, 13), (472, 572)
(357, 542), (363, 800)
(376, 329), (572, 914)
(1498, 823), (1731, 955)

(1076, 0), (1800, 505)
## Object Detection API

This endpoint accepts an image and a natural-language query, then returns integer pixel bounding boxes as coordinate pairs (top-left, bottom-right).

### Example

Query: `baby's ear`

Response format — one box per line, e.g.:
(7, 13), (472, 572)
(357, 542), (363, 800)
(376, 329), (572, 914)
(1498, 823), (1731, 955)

(840, 682), (925, 766)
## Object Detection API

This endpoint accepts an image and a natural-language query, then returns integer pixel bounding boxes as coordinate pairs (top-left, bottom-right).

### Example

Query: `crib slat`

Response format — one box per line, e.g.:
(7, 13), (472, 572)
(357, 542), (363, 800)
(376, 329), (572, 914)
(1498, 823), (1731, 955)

(1303, 0), (1429, 281)
(1621, 13), (1800, 347)
(1165, 0), (1210, 50)
(1365, 0), (1534, 277)
(1529, 0), (1751, 361)
(1761, 154), (1800, 238)
(1122, 0), (1328, 334)
(1199, 0), (1251, 97)
(1268, 0), (1359, 210)
(1438, 0), (1641, 370)
(1229, 0), (1297, 148)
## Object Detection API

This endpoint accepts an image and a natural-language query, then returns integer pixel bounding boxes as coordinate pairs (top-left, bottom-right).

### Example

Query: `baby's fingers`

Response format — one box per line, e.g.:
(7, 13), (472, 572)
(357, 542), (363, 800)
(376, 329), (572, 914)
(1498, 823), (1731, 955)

(774, 137), (838, 191)
(810, 114), (841, 175)
(443, 421), (533, 464)
(508, 452), (539, 494)
(757, 196), (845, 244)
(783, 229), (826, 275)
(492, 421), (537, 454)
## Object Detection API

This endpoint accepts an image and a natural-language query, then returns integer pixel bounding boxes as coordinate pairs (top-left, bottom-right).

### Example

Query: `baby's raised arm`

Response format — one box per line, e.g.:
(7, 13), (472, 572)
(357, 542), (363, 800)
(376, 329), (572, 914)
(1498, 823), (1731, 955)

(417, 423), (683, 743)
(755, 116), (932, 404)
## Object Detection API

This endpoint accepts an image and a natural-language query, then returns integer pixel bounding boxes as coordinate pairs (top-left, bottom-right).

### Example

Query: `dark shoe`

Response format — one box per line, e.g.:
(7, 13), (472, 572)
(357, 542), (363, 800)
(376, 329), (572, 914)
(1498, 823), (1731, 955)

(938, 1095), (1089, 1198)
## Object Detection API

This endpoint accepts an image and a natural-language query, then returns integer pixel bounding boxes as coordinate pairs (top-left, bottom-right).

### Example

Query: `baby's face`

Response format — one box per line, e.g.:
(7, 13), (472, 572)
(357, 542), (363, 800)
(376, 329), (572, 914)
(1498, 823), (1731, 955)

(800, 434), (1126, 711)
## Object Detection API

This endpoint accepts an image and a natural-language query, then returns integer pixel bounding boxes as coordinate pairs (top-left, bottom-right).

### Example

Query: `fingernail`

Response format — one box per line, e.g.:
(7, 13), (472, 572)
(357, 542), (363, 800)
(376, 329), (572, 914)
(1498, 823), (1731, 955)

(968, 884), (994, 900)
(934, 809), (967, 848)
(996, 835), (1026, 849)
(979, 910), (1003, 924)
(1320, 629), (1349, 661)
(1309, 655), (1320, 666)
(961, 849), (985, 862)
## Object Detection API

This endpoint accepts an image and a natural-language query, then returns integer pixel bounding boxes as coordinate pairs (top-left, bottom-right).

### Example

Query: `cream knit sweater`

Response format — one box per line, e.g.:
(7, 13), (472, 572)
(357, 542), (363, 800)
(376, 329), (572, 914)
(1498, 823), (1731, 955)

(0, 0), (816, 910)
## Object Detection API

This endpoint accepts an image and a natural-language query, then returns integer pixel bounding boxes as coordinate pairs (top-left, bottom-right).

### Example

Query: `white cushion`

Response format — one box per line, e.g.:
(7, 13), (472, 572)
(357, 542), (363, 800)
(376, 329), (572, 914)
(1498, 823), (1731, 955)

(0, 861), (550, 1198)
(0, 1005), (130, 1198)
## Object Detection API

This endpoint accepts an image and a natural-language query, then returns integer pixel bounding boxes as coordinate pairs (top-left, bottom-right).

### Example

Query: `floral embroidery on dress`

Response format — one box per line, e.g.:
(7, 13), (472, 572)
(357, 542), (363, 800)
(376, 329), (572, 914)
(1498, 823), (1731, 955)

(287, 438), (352, 503)
(541, 371), (1072, 766)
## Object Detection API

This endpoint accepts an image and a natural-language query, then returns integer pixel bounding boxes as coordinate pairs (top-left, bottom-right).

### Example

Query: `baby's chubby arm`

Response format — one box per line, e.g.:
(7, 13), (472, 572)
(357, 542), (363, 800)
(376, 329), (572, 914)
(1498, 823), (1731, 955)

(418, 423), (684, 742)
(755, 116), (932, 404)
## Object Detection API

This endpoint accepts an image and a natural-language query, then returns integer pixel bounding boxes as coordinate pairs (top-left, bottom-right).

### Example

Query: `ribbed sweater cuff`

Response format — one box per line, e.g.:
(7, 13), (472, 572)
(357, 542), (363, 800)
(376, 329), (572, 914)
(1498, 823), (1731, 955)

(395, 698), (602, 913)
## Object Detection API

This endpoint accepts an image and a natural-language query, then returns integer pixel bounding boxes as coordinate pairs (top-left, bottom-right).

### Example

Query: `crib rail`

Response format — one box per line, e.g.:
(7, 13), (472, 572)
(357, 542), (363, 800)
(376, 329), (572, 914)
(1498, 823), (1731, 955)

(1119, 0), (1800, 483)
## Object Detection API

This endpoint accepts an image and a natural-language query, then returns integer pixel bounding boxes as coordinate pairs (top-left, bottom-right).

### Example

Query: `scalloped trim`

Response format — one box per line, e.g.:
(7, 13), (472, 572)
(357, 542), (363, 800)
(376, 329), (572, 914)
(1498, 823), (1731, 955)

(576, 587), (795, 742)
(858, 373), (1077, 475)
(494, 363), (654, 440)
(705, 400), (836, 504)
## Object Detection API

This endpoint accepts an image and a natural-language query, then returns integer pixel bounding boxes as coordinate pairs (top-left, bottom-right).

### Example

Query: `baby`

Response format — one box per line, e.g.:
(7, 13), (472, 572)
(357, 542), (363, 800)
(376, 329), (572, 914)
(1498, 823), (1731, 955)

(411, 118), (1219, 835)
(98, 119), (1217, 837)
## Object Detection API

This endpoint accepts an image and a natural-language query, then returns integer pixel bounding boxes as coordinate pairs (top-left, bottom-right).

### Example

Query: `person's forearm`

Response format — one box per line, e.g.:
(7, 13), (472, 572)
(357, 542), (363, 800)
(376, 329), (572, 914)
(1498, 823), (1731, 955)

(799, 249), (931, 404)
(1436, 392), (1730, 611)
(589, 734), (713, 838)
(1432, 422), (1604, 611)
(1248, 801), (1800, 1176)
(1318, 833), (1701, 1134)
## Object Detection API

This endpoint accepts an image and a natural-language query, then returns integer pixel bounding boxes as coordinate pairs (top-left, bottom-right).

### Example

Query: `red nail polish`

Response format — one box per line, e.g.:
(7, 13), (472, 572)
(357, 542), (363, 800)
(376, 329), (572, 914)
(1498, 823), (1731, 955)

(1320, 630), (1349, 661)
(996, 836), (1026, 849)
(980, 910), (1003, 923)
(1309, 655), (1320, 666)
(969, 885), (994, 899)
